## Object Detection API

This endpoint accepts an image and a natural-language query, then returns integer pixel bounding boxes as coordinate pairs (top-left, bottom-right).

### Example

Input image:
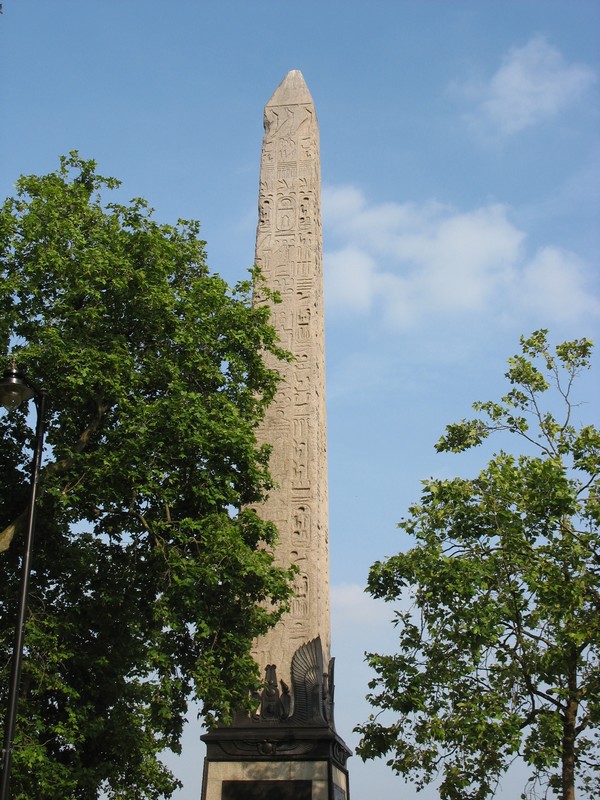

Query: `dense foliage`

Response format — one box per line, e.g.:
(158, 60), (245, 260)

(357, 332), (599, 800)
(0, 154), (294, 799)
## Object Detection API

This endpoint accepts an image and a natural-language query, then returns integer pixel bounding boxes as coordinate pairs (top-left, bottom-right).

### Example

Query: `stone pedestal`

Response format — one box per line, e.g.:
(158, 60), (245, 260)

(201, 639), (350, 800)
(202, 729), (349, 800)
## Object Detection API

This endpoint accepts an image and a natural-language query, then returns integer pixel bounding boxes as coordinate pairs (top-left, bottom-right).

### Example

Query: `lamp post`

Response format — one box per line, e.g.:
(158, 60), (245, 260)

(0, 366), (47, 800)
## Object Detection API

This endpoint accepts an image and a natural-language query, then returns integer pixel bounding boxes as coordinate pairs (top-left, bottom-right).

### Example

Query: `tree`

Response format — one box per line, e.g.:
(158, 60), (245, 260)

(0, 153), (294, 799)
(356, 331), (600, 800)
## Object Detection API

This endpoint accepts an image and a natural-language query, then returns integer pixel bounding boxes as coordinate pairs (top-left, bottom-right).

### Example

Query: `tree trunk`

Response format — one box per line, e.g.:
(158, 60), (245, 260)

(0, 510), (26, 552)
(561, 690), (578, 800)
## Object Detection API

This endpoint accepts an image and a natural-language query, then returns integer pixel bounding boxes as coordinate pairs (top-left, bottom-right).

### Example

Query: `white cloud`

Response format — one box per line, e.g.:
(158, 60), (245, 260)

(330, 587), (392, 666)
(466, 35), (596, 137)
(331, 582), (393, 627)
(518, 246), (600, 321)
(415, 205), (523, 312)
(325, 247), (377, 313)
(324, 183), (366, 222)
(323, 184), (599, 331)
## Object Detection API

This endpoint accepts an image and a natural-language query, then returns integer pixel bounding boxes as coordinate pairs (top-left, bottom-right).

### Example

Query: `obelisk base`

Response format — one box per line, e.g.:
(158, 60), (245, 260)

(200, 638), (351, 800)
(200, 726), (350, 800)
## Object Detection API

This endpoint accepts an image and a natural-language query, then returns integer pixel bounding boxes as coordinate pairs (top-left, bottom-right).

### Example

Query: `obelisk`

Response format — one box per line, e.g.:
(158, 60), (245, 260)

(251, 69), (330, 689)
(201, 72), (350, 800)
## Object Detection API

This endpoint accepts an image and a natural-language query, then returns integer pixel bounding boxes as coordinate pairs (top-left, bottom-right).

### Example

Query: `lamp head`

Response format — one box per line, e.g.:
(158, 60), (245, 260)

(0, 367), (36, 411)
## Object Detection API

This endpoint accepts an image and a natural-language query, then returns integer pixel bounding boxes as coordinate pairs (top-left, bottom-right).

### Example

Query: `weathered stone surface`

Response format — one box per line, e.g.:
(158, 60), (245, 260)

(251, 70), (329, 688)
(200, 73), (350, 800)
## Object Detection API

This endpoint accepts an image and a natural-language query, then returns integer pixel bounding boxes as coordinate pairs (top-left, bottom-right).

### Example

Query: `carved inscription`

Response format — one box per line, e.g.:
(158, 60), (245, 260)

(292, 505), (311, 544)
(252, 71), (330, 687)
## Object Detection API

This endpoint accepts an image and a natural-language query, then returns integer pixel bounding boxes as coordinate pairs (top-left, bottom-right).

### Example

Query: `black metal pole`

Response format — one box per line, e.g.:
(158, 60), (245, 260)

(0, 391), (47, 800)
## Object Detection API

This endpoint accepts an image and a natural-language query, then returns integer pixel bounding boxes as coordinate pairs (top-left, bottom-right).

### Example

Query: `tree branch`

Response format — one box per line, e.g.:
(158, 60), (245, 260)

(0, 396), (109, 551)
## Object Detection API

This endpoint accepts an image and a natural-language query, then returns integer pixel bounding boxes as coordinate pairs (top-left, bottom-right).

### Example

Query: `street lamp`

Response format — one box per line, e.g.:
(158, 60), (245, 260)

(0, 366), (47, 800)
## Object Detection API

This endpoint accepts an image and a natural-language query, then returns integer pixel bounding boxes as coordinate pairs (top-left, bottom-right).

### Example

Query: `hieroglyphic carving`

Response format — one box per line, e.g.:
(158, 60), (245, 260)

(275, 309), (294, 349)
(200, 79), (351, 800)
(276, 196), (296, 231)
(296, 307), (311, 340)
(292, 505), (311, 544)
(292, 417), (309, 490)
(252, 71), (329, 689)
(291, 571), (309, 619)
(294, 371), (310, 407)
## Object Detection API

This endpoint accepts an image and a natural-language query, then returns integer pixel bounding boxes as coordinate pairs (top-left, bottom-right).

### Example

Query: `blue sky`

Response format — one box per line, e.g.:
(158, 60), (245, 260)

(1, 2), (599, 798)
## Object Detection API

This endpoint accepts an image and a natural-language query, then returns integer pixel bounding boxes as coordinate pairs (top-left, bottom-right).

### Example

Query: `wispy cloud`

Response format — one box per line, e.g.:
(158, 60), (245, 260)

(461, 35), (596, 137)
(323, 184), (599, 330)
(331, 583), (391, 627)
(520, 246), (597, 322)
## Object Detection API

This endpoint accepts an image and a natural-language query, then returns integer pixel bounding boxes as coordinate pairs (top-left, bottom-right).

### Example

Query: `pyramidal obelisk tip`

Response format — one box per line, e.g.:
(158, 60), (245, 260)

(266, 69), (314, 108)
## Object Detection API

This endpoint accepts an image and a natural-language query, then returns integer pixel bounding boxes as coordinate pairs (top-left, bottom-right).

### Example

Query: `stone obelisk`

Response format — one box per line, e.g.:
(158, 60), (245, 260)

(251, 69), (330, 689)
(201, 71), (350, 800)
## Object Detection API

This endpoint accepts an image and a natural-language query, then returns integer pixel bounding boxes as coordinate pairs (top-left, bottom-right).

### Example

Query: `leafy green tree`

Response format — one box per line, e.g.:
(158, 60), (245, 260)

(0, 153), (294, 799)
(357, 331), (599, 800)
